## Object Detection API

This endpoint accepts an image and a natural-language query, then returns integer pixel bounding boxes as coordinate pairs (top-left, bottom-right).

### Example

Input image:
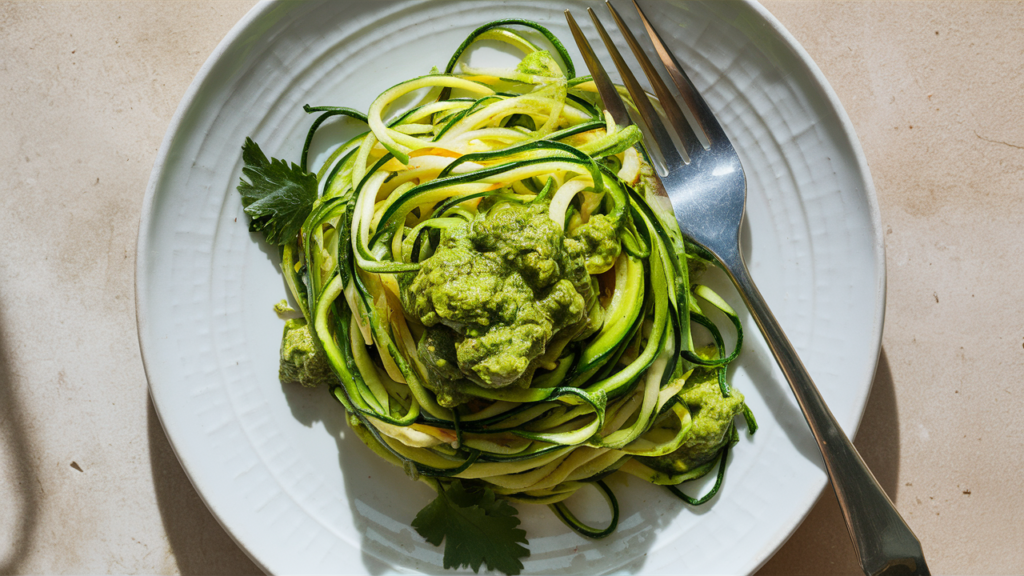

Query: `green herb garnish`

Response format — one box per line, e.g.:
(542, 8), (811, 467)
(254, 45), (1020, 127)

(412, 481), (530, 575)
(237, 137), (317, 245)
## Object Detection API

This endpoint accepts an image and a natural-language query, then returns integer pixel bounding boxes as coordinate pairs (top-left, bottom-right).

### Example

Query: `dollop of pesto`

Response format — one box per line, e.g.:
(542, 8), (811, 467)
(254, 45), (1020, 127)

(637, 366), (745, 475)
(403, 202), (596, 389)
(417, 326), (472, 408)
(516, 50), (564, 78)
(567, 213), (621, 275)
(279, 318), (334, 388)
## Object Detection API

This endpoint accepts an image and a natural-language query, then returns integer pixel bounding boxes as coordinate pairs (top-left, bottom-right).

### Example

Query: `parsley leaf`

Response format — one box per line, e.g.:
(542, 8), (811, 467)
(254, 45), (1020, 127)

(412, 481), (530, 575)
(237, 137), (318, 245)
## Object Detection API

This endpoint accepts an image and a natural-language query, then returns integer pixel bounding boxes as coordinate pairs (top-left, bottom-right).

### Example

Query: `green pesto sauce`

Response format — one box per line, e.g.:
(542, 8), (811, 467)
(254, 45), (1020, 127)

(637, 366), (745, 475)
(516, 50), (563, 78)
(279, 318), (334, 388)
(417, 326), (472, 408)
(273, 299), (295, 315)
(403, 201), (617, 390)
(569, 213), (621, 275)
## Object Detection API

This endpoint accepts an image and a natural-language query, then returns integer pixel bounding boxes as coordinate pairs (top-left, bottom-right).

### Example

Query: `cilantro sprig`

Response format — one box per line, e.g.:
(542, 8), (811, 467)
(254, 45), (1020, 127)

(412, 481), (530, 575)
(237, 137), (318, 245)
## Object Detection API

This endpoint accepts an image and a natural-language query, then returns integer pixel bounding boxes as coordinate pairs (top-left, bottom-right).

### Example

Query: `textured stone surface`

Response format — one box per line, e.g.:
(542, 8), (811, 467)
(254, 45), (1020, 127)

(0, 1), (1020, 574)
(757, 2), (1024, 574)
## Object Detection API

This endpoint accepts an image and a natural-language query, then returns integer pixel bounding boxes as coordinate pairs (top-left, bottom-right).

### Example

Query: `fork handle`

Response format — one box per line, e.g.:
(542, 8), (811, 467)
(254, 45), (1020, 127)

(717, 247), (929, 576)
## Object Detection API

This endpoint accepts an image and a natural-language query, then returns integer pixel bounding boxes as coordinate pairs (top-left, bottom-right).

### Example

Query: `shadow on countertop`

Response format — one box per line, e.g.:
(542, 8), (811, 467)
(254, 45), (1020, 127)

(756, 346), (902, 575)
(0, 305), (40, 576)
(147, 400), (261, 575)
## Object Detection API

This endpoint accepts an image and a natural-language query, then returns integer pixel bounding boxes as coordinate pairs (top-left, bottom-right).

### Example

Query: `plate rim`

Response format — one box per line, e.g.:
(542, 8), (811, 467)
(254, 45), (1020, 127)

(134, 0), (886, 573)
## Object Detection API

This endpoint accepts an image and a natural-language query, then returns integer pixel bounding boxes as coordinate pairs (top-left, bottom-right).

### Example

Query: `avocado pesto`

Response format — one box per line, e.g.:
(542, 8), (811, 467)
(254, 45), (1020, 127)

(404, 201), (601, 390)
(278, 318), (333, 389)
(237, 19), (755, 576)
(638, 365), (746, 476)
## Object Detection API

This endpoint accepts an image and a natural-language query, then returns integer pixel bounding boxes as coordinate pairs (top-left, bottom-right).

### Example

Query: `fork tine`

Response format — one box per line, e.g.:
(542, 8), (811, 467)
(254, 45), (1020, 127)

(585, 7), (686, 167)
(630, 0), (727, 147)
(564, 10), (632, 130)
(603, 0), (703, 158)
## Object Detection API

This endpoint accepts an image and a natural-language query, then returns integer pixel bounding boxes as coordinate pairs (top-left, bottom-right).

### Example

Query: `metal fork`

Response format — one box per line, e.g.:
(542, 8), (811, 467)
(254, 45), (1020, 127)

(565, 3), (929, 575)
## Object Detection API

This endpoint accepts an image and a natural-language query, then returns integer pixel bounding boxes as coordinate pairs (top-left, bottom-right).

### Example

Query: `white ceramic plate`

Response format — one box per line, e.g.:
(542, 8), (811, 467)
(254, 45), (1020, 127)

(137, 1), (883, 574)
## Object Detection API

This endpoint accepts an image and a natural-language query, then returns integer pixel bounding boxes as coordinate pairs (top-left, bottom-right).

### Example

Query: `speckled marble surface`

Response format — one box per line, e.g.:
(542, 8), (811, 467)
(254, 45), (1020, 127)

(0, 2), (1021, 574)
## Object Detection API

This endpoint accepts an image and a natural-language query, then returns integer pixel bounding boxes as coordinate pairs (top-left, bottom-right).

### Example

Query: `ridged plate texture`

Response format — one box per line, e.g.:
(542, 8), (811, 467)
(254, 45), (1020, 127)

(136, 1), (884, 574)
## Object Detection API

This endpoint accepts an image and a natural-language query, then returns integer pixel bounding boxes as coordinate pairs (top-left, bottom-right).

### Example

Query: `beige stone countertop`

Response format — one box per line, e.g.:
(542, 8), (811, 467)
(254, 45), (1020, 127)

(1, 1), (1021, 574)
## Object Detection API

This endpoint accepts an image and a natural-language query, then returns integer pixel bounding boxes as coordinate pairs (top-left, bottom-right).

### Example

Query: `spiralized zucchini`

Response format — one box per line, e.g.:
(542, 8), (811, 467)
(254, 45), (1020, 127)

(274, 21), (754, 541)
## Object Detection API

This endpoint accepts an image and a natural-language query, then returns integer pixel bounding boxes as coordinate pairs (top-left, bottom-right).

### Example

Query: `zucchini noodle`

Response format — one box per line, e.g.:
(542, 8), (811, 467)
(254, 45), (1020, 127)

(265, 21), (754, 542)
